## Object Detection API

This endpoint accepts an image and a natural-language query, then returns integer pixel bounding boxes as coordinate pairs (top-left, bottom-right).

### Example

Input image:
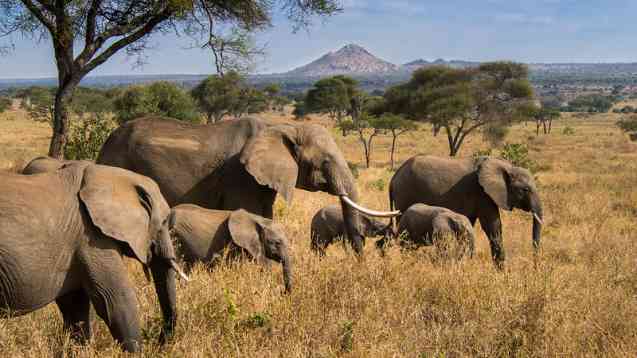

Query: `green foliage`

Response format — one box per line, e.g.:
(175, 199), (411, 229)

(305, 75), (358, 123)
(0, 96), (11, 113)
(339, 320), (355, 353)
(564, 94), (616, 113)
(241, 312), (271, 329)
(64, 114), (115, 160)
(473, 143), (538, 172)
(114, 81), (199, 124)
(19, 87), (55, 123)
(191, 72), (244, 123)
(616, 115), (637, 133)
(347, 161), (360, 179)
(71, 87), (115, 117)
(383, 62), (535, 156)
(500, 143), (538, 172)
(367, 178), (386, 192)
(231, 87), (268, 118)
(562, 126), (576, 135)
(482, 121), (510, 147)
(292, 101), (307, 119)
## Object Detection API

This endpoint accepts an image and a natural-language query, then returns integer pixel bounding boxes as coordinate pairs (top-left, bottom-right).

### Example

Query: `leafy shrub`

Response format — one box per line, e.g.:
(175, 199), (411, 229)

(64, 114), (115, 160)
(242, 312), (271, 329)
(367, 178), (386, 191)
(347, 161), (360, 179)
(562, 126), (575, 135)
(616, 115), (637, 133)
(500, 143), (537, 172)
(474, 145), (542, 172)
(114, 81), (199, 124)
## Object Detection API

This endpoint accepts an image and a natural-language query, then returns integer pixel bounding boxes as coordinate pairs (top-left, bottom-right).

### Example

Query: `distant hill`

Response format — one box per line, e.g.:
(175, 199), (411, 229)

(3, 44), (637, 93)
(286, 44), (399, 76)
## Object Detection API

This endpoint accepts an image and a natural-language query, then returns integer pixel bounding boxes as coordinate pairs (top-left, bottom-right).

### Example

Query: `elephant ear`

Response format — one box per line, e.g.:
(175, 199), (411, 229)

(240, 125), (299, 203)
(477, 158), (512, 211)
(79, 165), (169, 264)
(227, 209), (268, 265)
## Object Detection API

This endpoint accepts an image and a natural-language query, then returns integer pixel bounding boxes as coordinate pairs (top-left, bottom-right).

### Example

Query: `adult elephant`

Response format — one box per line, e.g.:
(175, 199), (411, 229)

(389, 155), (543, 268)
(97, 117), (398, 254)
(0, 162), (187, 352)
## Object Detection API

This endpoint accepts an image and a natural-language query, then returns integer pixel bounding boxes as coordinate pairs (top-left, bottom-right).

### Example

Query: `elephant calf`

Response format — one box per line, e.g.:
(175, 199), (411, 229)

(376, 204), (476, 258)
(170, 204), (293, 293)
(310, 204), (392, 256)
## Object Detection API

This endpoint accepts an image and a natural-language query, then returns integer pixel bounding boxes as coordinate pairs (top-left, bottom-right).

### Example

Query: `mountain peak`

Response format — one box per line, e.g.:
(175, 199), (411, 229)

(287, 44), (399, 77)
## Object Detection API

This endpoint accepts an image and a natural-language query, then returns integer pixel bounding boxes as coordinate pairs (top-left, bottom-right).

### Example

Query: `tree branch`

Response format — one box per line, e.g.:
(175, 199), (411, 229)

(19, 0), (55, 34)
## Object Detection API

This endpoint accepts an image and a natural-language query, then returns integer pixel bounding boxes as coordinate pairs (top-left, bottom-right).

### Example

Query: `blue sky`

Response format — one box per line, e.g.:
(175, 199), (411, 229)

(1, 0), (636, 78)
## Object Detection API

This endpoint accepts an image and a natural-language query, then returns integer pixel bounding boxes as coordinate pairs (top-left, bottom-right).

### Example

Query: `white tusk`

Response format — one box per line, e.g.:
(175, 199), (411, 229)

(340, 196), (401, 218)
(533, 213), (544, 225)
(170, 260), (190, 282)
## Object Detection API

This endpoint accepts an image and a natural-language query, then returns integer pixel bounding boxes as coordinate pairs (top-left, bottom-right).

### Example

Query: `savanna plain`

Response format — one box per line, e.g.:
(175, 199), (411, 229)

(1, 105), (636, 357)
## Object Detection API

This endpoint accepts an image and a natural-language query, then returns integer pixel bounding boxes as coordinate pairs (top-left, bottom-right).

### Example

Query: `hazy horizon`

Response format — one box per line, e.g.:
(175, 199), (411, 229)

(2, 0), (636, 79)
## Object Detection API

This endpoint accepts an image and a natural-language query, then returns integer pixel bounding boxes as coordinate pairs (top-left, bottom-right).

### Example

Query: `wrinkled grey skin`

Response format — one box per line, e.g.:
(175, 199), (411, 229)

(0, 163), (180, 353)
(376, 204), (476, 259)
(310, 204), (392, 256)
(170, 204), (293, 293)
(22, 156), (92, 174)
(390, 155), (543, 268)
(97, 117), (369, 255)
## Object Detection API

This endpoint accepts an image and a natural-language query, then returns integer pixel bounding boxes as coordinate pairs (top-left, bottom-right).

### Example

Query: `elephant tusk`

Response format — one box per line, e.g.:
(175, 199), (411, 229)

(340, 196), (401, 218)
(533, 212), (544, 225)
(170, 260), (190, 282)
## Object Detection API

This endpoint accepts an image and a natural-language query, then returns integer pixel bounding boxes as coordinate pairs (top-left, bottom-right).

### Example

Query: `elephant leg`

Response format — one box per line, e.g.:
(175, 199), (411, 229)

(56, 290), (92, 344)
(81, 249), (141, 352)
(310, 234), (328, 256)
(478, 210), (505, 269)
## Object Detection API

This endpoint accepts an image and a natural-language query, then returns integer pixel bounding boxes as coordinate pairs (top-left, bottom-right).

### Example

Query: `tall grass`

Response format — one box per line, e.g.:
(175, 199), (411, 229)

(0, 110), (636, 356)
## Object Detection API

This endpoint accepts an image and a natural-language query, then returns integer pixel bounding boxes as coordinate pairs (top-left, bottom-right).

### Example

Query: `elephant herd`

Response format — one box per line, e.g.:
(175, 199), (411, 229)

(0, 116), (543, 352)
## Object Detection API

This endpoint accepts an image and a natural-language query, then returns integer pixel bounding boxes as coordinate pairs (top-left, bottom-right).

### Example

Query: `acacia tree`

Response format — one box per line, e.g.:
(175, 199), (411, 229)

(339, 115), (382, 168)
(0, 0), (341, 158)
(385, 63), (534, 156)
(305, 75), (357, 135)
(191, 71), (244, 123)
(531, 107), (561, 135)
(374, 113), (417, 169)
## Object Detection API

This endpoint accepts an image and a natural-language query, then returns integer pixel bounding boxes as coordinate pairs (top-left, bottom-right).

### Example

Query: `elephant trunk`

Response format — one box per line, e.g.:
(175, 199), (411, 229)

(281, 252), (293, 294)
(531, 197), (543, 252)
(150, 228), (187, 344)
(340, 189), (365, 256)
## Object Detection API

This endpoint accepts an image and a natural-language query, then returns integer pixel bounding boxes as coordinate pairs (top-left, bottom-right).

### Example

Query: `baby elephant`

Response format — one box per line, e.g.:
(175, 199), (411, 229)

(170, 204), (293, 293)
(311, 204), (392, 255)
(377, 203), (476, 258)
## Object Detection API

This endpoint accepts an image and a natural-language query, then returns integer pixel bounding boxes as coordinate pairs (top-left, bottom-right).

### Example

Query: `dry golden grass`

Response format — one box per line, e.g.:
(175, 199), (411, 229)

(0, 109), (636, 357)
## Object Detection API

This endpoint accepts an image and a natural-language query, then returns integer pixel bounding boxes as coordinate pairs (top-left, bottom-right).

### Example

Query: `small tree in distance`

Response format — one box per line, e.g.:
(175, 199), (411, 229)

(339, 114), (383, 169)
(114, 82), (198, 124)
(0, 96), (11, 113)
(374, 114), (417, 169)
(191, 72), (244, 124)
(305, 76), (358, 135)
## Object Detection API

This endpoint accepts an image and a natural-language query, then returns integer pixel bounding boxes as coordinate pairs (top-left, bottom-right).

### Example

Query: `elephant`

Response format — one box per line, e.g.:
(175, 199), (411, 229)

(96, 116), (399, 255)
(310, 204), (393, 256)
(170, 204), (293, 293)
(375, 203), (476, 259)
(0, 162), (188, 352)
(21, 156), (91, 174)
(389, 155), (543, 268)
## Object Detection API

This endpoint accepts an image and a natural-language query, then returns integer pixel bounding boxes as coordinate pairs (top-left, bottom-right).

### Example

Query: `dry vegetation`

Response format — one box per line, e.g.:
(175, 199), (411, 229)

(0, 107), (636, 357)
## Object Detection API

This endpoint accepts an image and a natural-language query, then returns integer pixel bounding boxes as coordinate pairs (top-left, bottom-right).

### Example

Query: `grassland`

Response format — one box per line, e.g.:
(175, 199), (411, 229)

(0, 107), (636, 357)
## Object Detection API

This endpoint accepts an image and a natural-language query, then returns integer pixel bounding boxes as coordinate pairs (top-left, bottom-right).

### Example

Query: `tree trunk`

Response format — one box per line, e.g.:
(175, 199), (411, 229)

(543, 121), (548, 134)
(536, 121), (540, 136)
(390, 133), (397, 170)
(548, 119), (553, 134)
(48, 84), (77, 158)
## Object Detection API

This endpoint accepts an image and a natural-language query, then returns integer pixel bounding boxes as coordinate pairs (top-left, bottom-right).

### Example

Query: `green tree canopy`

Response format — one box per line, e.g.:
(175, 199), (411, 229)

(305, 75), (359, 134)
(383, 62), (535, 156)
(0, 96), (12, 113)
(114, 81), (198, 124)
(191, 72), (245, 124)
(0, 0), (341, 158)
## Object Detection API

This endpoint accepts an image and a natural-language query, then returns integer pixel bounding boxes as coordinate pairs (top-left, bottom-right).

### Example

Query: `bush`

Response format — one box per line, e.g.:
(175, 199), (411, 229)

(64, 114), (115, 160)
(562, 126), (575, 135)
(500, 143), (538, 172)
(114, 82), (199, 124)
(616, 115), (637, 133)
